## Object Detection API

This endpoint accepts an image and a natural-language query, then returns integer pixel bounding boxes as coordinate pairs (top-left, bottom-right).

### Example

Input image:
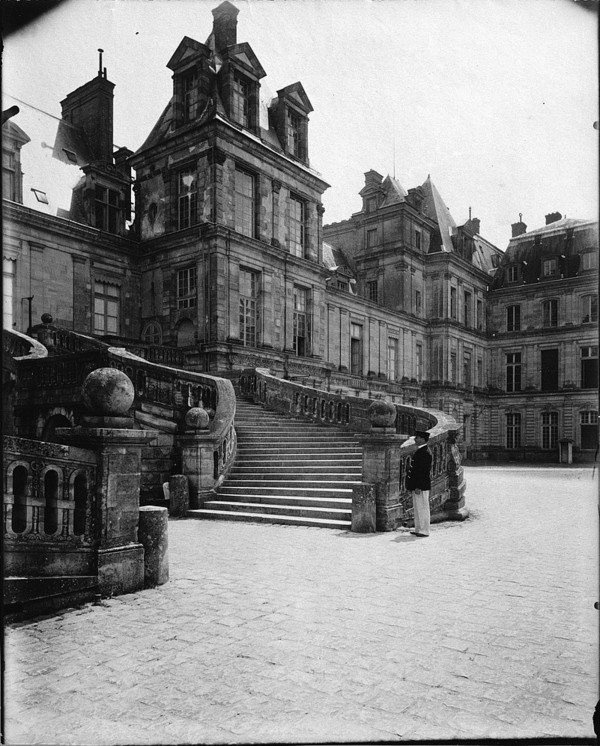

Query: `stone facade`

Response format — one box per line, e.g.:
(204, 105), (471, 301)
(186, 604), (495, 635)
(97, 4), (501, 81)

(3, 1), (597, 462)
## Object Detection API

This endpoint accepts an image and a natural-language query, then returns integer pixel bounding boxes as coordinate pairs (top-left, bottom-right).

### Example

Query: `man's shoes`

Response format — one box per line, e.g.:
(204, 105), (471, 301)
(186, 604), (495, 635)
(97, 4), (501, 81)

(410, 531), (429, 537)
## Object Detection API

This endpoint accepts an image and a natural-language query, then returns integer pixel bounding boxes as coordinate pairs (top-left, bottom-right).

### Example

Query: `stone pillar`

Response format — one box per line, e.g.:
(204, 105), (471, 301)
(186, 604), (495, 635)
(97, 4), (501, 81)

(179, 406), (213, 508)
(138, 506), (169, 588)
(351, 484), (376, 533)
(354, 401), (407, 532)
(57, 368), (156, 597)
(169, 474), (190, 517)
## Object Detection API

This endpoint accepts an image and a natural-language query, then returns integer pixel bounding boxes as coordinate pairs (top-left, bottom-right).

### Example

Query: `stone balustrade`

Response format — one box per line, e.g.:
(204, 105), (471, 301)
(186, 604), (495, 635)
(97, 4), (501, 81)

(239, 367), (467, 531)
(3, 328), (48, 361)
(3, 435), (98, 577)
(9, 325), (237, 504)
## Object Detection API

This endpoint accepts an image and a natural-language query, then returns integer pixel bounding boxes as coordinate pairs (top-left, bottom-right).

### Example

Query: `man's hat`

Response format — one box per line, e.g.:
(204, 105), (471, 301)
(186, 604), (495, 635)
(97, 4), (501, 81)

(414, 430), (430, 441)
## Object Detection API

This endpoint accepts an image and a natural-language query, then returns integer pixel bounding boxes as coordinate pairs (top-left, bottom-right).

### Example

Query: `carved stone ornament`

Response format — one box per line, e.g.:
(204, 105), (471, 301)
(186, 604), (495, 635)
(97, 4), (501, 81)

(81, 368), (135, 416)
(184, 407), (210, 430)
(367, 400), (397, 428)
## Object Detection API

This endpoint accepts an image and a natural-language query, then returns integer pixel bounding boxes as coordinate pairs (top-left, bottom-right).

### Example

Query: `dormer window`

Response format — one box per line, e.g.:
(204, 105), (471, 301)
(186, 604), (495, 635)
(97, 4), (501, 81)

(178, 169), (198, 230)
(366, 196), (377, 213)
(183, 69), (200, 123)
(506, 265), (519, 283)
(2, 150), (17, 201)
(95, 185), (120, 232)
(287, 110), (301, 157)
(232, 73), (250, 127)
(543, 258), (558, 277)
(270, 83), (313, 165)
(3, 116), (31, 204)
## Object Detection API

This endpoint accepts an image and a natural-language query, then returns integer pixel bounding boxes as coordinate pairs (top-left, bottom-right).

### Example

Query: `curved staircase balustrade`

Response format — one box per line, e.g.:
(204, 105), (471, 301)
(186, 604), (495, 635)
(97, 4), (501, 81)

(239, 367), (467, 530)
(3, 328), (49, 361)
(10, 325), (237, 499)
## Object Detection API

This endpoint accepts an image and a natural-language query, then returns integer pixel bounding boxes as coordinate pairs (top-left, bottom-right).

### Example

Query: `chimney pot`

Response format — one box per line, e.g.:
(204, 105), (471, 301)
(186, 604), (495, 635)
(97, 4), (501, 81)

(511, 218), (527, 238)
(212, 1), (239, 53)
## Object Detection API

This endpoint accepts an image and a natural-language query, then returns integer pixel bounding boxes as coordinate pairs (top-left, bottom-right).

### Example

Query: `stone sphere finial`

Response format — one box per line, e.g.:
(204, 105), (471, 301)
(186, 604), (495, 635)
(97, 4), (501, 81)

(367, 399), (397, 428)
(185, 407), (210, 430)
(41, 313), (53, 325)
(82, 368), (135, 416)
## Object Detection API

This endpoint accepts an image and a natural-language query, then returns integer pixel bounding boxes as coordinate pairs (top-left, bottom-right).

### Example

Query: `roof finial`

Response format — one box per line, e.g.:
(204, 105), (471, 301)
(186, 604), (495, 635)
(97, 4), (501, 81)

(98, 48), (104, 77)
(469, 206), (472, 220)
(519, 212), (522, 222)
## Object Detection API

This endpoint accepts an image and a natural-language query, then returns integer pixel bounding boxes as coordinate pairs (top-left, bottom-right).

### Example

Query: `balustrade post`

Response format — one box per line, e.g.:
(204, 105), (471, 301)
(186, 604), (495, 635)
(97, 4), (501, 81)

(442, 429), (469, 519)
(353, 401), (408, 532)
(178, 406), (215, 509)
(57, 368), (156, 597)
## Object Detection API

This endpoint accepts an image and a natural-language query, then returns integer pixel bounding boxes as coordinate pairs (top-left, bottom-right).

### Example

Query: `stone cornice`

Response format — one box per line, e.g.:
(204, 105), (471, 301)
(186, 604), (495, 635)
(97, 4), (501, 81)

(2, 200), (138, 255)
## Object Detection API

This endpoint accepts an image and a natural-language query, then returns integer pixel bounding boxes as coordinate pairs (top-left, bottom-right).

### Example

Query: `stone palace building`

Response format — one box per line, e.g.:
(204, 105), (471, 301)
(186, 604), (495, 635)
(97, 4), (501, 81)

(3, 0), (598, 463)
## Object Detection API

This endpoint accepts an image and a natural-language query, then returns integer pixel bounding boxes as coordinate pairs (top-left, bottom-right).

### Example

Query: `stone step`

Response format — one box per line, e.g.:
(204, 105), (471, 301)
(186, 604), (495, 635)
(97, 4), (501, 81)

(202, 500), (351, 521)
(187, 509), (350, 530)
(221, 478), (360, 489)
(229, 468), (360, 481)
(218, 485), (356, 499)
(204, 493), (352, 509)
(235, 434), (358, 443)
(233, 457), (362, 465)
(236, 445), (361, 455)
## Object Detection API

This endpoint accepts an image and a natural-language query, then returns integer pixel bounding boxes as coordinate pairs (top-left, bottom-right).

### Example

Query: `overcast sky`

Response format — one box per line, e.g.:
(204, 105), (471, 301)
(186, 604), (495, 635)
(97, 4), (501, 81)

(3, 0), (598, 249)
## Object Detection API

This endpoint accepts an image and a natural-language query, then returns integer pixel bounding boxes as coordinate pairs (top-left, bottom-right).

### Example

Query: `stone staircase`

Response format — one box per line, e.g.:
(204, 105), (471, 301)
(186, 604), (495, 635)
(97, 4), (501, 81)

(188, 398), (362, 528)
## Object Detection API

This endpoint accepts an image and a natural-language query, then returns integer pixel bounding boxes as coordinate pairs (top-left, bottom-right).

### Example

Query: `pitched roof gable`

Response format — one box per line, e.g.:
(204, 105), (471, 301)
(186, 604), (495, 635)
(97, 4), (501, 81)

(276, 82), (313, 114)
(421, 175), (456, 252)
(225, 42), (266, 79)
(380, 175), (407, 207)
(167, 37), (211, 71)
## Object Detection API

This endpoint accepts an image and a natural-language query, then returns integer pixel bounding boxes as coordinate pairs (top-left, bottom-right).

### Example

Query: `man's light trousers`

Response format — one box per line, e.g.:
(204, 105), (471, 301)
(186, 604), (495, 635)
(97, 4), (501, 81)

(411, 489), (430, 535)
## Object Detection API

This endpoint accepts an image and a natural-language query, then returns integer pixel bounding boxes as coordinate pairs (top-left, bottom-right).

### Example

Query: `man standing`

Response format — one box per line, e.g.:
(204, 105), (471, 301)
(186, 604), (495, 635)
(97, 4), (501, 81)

(405, 430), (432, 537)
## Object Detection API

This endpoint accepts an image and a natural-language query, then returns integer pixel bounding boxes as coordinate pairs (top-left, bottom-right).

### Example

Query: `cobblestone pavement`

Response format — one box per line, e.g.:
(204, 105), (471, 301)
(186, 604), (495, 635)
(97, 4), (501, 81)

(3, 467), (598, 744)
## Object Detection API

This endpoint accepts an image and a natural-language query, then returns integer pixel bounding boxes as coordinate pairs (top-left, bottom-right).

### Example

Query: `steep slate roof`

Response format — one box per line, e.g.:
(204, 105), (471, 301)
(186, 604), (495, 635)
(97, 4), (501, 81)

(2, 94), (92, 221)
(490, 217), (598, 288)
(137, 26), (289, 158)
(380, 175), (408, 207)
(420, 175), (456, 252)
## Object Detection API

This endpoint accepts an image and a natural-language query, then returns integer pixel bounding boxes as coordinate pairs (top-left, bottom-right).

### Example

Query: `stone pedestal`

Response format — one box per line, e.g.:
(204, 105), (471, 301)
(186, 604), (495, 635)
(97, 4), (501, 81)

(179, 432), (216, 508)
(168, 474), (190, 517)
(139, 506), (169, 588)
(356, 429), (408, 532)
(351, 484), (376, 533)
(57, 425), (156, 597)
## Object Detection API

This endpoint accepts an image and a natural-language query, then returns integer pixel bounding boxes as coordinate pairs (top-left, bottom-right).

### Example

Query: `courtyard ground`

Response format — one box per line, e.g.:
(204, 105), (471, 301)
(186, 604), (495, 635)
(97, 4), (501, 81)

(3, 465), (598, 744)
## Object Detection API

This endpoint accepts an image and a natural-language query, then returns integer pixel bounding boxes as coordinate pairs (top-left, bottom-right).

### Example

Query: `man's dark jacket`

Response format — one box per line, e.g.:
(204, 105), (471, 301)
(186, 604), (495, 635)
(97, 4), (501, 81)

(405, 446), (432, 491)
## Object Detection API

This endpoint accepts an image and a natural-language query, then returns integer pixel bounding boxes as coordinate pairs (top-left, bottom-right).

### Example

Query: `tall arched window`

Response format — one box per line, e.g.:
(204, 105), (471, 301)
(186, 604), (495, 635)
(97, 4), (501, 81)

(73, 473), (87, 536)
(11, 465), (28, 534)
(44, 470), (59, 535)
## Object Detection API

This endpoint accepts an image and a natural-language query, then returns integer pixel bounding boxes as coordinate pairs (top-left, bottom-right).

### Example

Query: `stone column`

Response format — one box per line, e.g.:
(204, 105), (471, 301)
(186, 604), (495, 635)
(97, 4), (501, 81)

(354, 401), (408, 532)
(178, 406), (214, 508)
(138, 506), (169, 588)
(57, 368), (156, 598)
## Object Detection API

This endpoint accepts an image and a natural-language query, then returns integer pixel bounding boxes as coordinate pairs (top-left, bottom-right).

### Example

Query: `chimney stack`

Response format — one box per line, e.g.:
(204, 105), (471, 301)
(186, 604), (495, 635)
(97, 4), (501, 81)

(545, 211), (562, 225)
(61, 59), (114, 163)
(363, 170), (384, 189)
(511, 214), (527, 238)
(212, 1), (239, 54)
